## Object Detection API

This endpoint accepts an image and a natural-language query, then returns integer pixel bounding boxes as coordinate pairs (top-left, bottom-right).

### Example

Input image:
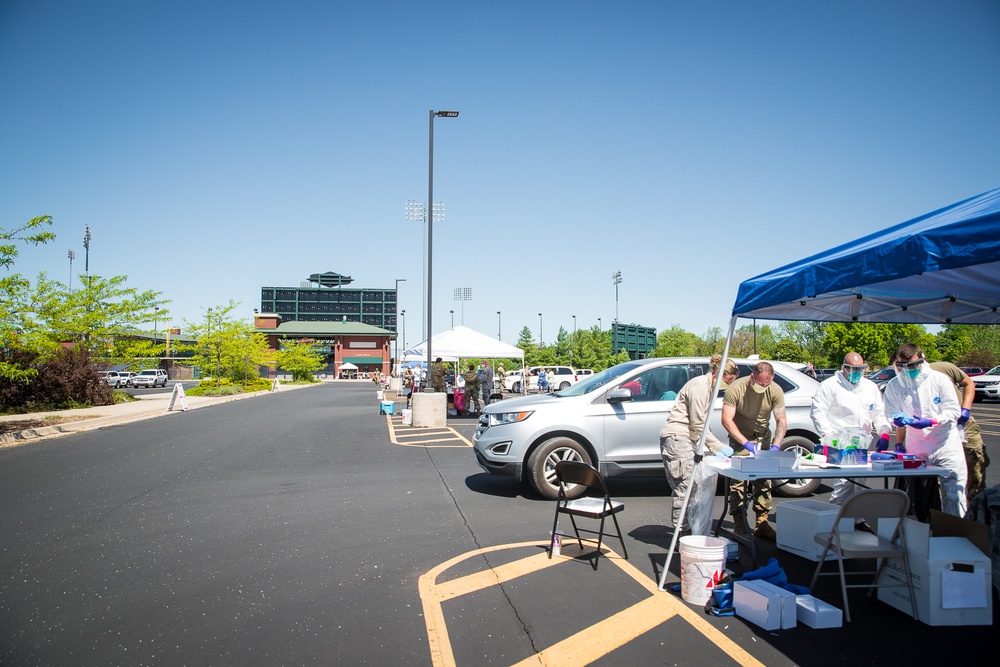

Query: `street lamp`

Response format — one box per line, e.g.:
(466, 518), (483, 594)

(497, 311), (501, 340)
(401, 310), (406, 351)
(453, 287), (471, 325)
(425, 109), (459, 382)
(67, 250), (75, 292)
(571, 315), (576, 363)
(598, 317), (602, 330)
(154, 306), (160, 355)
(450, 310), (454, 327)
(538, 312), (543, 347)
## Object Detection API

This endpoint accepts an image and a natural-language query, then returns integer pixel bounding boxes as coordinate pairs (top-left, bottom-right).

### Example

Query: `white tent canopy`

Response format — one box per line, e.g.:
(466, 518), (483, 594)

(403, 326), (524, 361)
(339, 362), (358, 371)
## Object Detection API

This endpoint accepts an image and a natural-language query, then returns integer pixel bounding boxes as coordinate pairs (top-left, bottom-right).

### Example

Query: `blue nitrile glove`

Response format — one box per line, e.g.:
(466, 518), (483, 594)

(743, 441), (756, 454)
(892, 414), (915, 428)
(908, 415), (937, 429)
(769, 445), (780, 451)
(958, 408), (970, 425)
(894, 442), (906, 453)
(717, 444), (734, 458)
(875, 434), (891, 452)
(871, 452), (895, 461)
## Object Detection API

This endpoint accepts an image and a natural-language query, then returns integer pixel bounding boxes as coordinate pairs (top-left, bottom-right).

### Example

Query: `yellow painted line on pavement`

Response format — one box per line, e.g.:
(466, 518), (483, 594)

(386, 414), (472, 448)
(419, 541), (764, 667)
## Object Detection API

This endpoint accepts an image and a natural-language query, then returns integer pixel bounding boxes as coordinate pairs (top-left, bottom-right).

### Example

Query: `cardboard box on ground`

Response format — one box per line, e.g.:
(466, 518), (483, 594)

(877, 510), (992, 626)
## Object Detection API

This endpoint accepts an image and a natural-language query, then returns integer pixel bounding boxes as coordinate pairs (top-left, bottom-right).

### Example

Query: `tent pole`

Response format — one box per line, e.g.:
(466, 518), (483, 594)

(658, 314), (739, 591)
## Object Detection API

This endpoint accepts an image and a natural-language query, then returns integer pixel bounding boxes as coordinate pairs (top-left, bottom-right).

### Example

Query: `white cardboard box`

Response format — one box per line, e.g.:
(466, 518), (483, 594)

(776, 499), (854, 561)
(734, 580), (797, 630)
(794, 595), (843, 628)
(731, 456), (779, 473)
(756, 449), (796, 470)
(877, 518), (992, 625)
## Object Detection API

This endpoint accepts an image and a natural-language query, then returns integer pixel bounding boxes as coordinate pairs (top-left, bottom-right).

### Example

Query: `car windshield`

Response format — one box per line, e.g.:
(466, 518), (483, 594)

(984, 366), (1000, 376)
(556, 361), (647, 396)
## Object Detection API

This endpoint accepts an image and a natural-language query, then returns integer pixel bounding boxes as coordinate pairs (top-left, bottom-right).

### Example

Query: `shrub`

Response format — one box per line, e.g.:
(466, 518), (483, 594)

(0, 346), (113, 411)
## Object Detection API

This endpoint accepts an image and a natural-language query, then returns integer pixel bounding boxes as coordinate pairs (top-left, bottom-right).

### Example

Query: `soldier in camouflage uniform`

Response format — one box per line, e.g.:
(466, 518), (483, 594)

(930, 361), (990, 502)
(464, 364), (482, 415)
(431, 357), (447, 393)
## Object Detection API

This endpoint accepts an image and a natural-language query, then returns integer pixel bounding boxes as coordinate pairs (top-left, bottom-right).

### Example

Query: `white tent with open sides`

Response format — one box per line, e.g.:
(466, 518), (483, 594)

(402, 326), (525, 380)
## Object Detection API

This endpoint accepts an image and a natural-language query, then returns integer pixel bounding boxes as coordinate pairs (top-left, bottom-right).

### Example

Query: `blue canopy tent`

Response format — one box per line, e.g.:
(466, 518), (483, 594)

(658, 186), (1000, 590)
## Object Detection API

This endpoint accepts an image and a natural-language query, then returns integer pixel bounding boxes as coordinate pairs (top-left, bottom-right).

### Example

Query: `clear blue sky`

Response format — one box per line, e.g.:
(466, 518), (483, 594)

(3, 1), (999, 348)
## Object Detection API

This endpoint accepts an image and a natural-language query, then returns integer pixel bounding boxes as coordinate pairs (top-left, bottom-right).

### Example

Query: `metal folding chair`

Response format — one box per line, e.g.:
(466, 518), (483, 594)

(549, 461), (627, 570)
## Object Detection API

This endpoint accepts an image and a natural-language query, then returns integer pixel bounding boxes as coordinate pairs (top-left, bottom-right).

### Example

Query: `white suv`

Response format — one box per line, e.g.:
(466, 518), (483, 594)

(475, 357), (823, 499)
(133, 369), (168, 388)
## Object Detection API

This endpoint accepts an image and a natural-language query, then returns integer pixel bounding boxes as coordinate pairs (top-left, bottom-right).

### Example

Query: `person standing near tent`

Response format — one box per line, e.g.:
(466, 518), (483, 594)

(811, 352), (892, 512)
(480, 360), (494, 407)
(929, 360), (989, 502)
(660, 354), (739, 535)
(883, 343), (966, 517)
(537, 368), (548, 394)
(431, 357), (446, 393)
(463, 363), (481, 415)
(721, 361), (786, 540)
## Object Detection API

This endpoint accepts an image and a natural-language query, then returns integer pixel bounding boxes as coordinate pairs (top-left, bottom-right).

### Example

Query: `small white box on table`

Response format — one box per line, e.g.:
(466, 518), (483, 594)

(731, 456), (779, 473)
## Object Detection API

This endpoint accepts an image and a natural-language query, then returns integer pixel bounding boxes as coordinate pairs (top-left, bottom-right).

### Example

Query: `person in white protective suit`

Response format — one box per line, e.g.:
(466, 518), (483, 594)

(659, 354), (739, 535)
(882, 343), (967, 517)
(810, 352), (892, 516)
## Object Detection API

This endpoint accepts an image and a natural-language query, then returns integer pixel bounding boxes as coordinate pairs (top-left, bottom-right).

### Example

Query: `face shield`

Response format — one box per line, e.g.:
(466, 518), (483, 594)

(894, 358), (924, 380)
(843, 363), (867, 385)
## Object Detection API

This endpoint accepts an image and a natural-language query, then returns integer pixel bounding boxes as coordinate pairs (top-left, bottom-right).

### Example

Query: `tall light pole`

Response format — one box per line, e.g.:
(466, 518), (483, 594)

(394, 278), (407, 370)
(571, 315), (576, 364)
(425, 109), (459, 381)
(405, 200), (442, 336)
(612, 270), (622, 325)
(598, 317), (602, 330)
(450, 310), (454, 327)
(154, 306), (160, 355)
(497, 311), (501, 340)
(67, 250), (75, 292)
(453, 287), (471, 325)
(83, 226), (92, 290)
(401, 310), (406, 352)
(538, 312), (543, 347)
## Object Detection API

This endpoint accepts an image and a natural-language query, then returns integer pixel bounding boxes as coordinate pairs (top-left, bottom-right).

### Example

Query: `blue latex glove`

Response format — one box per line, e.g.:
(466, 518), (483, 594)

(892, 414), (915, 428)
(743, 441), (756, 454)
(958, 408), (970, 425)
(717, 444), (734, 457)
(875, 434), (890, 452)
(769, 445), (780, 451)
(907, 416), (937, 429)
(894, 442), (906, 453)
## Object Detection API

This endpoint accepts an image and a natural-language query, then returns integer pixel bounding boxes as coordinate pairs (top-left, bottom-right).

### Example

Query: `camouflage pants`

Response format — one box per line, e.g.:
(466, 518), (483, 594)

(964, 419), (990, 502)
(465, 389), (481, 413)
(728, 436), (772, 525)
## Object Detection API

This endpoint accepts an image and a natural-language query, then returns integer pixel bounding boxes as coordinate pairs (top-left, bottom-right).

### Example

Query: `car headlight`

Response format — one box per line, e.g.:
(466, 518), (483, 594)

(489, 411), (533, 427)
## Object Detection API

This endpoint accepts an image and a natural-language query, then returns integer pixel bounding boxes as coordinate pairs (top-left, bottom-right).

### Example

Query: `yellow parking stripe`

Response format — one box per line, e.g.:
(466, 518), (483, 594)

(419, 541), (765, 667)
(386, 414), (472, 447)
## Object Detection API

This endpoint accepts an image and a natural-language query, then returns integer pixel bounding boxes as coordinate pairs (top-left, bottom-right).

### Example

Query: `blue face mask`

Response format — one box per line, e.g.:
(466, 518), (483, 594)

(905, 368), (921, 380)
(846, 370), (862, 384)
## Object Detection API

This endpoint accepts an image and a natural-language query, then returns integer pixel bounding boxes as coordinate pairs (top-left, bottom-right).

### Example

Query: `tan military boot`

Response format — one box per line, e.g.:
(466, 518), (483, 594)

(754, 518), (777, 540)
(731, 513), (748, 538)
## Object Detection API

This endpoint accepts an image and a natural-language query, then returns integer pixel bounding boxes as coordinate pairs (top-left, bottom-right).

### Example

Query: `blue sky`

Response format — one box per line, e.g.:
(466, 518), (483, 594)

(3, 1), (999, 348)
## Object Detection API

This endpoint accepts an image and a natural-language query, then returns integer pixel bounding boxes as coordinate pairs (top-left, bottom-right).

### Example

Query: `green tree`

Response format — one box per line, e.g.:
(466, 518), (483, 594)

(697, 326), (726, 356)
(822, 323), (934, 367)
(275, 339), (323, 381)
(1, 216), (55, 382)
(652, 325), (701, 358)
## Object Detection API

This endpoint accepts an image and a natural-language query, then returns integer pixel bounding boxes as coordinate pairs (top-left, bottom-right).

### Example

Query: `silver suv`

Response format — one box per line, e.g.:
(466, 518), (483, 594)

(474, 357), (823, 499)
(133, 369), (168, 388)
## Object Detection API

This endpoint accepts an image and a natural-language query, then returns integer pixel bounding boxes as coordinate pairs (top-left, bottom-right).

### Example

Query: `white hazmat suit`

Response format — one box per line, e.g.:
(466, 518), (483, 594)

(811, 371), (892, 505)
(882, 363), (967, 517)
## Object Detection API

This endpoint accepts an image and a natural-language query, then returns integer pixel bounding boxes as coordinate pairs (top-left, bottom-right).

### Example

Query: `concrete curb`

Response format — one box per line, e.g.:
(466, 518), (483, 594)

(0, 382), (318, 448)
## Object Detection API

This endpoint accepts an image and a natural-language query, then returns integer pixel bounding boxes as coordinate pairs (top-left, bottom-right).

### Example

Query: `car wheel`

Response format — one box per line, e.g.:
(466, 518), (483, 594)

(558, 382), (570, 390)
(773, 435), (821, 498)
(512, 381), (521, 393)
(527, 437), (592, 500)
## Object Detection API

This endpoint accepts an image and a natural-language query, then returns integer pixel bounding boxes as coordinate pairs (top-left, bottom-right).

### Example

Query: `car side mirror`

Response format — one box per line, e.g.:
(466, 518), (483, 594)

(608, 388), (632, 404)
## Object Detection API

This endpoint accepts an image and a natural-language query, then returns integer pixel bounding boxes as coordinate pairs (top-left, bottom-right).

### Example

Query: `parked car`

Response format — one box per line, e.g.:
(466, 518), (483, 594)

(576, 369), (594, 377)
(98, 371), (123, 388)
(866, 367), (896, 391)
(133, 369), (169, 388)
(813, 368), (838, 381)
(118, 371), (137, 388)
(960, 366), (988, 377)
(545, 366), (579, 391)
(474, 357), (823, 499)
(973, 365), (1000, 402)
